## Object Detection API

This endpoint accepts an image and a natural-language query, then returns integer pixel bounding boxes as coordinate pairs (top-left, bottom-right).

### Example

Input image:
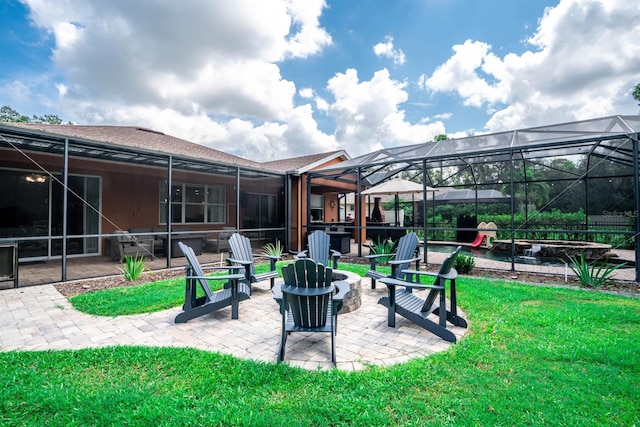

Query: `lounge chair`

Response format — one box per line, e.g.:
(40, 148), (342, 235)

(273, 259), (343, 366)
(111, 230), (155, 262)
(378, 246), (467, 342)
(297, 230), (341, 269)
(227, 233), (280, 292)
(365, 232), (420, 289)
(174, 241), (249, 323)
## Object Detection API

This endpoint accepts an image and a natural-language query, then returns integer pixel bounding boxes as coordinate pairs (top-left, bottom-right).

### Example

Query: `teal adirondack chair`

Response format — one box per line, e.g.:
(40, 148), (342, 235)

(297, 230), (341, 269)
(174, 241), (249, 323)
(365, 232), (420, 289)
(379, 246), (467, 342)
(277, 259), (338, 366)
(227, 233), (280, 292)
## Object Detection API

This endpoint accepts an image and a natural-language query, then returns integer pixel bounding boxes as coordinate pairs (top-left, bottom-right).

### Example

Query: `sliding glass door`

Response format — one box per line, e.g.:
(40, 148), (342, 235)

(0, 169), (100, 260)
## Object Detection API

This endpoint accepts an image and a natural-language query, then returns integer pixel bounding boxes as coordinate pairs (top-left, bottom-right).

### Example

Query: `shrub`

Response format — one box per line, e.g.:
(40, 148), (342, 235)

(118, 255), (149, 281)
(454, 252), (475, 274)
(567, 253), (623, 287)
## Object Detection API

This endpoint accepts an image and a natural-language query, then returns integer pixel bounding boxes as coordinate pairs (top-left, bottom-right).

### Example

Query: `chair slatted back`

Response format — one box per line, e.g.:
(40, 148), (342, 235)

(282, 259), (333, 328)
(178, 241), (213, 301)
(438, 246), (461, 277)
(419, 245), (461, 313)
(229, 233), (256, 277)
(307, 230), (331, 266)
(392, 232), (419, 278)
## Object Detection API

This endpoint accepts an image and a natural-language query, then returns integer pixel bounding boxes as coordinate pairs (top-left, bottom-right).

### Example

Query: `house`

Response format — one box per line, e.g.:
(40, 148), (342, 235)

(0, 123), (356, 274)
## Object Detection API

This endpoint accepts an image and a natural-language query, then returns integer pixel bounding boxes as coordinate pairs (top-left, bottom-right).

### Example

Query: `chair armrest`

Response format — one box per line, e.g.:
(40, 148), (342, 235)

(201, 265), (245, 273)
(365, 253), (394, 270)
(380, 276), (444, 291)
(333, 281), (349, 300)
(364, 253), (394, 260)
(389, 256), (420, 266)
(251, 253), (280, 260)
(226, 257), (252, 266)
(281, 283), (335, 297)
(185, 273), (245, 282)
(402, 268), (457, 283)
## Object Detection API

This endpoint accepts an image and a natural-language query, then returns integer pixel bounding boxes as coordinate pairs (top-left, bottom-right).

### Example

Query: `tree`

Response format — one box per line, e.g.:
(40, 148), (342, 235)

(634, 83), (640, 106)
(0, 106), (30, 122)
(0, 105), (65, 124)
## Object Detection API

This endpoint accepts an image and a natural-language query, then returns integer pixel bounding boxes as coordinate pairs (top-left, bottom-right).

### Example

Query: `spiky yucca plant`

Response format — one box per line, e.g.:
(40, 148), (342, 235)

(118, 254), (149, 281)
(567, 253), (623, 287)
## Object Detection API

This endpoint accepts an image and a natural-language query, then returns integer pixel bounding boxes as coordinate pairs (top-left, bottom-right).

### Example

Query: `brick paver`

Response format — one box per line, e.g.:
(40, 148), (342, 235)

(0, 277), (467, 371)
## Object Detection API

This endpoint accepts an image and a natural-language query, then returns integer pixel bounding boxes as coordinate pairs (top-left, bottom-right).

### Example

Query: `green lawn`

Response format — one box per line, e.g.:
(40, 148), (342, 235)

(1, 265), (638, 426)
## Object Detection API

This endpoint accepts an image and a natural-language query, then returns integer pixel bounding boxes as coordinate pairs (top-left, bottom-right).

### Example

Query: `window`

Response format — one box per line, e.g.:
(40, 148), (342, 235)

(160, 182), (226, 224)
(310, 194), (324, 222)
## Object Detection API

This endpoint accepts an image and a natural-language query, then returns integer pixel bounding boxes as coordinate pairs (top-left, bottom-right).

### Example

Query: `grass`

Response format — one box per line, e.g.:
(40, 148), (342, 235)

(1, 266), (639, 425)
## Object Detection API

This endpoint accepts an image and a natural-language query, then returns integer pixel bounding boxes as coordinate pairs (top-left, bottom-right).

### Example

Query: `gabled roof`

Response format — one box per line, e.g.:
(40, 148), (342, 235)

(0, 123), (346, 175)
(262, 150), (349, 173)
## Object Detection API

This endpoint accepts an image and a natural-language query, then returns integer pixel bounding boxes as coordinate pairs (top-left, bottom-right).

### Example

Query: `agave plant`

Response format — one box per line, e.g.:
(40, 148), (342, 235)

(117, 254), (149, 281)
(262, 240), (284, 257)
(567, 253), (623, 287)
(369, 237), (396, 264)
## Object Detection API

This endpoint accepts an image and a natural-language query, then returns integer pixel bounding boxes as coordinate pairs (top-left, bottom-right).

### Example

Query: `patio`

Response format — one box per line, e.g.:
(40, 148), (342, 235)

(0, 273), (467, 371)
(1, 238), (637, 371)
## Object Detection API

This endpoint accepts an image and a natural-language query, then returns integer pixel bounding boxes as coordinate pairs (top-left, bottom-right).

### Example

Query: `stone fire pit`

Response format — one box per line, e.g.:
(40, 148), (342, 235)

(333, 270), (362, 313)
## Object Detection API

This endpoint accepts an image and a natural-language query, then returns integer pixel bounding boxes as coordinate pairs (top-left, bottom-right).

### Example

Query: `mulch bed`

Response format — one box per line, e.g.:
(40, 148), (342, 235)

(54, 255), (639, 298)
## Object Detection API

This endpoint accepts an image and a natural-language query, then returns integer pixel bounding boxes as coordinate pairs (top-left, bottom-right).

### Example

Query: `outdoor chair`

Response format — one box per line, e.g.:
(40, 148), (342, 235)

(174, 241), (249, 323)
(365, 231), (420, 289)
(273, 258), (341, 366)
(226, 233), (280, 292)
(112, 230), (155, 262)
(378, 246), (467, 342)
(297, 230), (341, 269)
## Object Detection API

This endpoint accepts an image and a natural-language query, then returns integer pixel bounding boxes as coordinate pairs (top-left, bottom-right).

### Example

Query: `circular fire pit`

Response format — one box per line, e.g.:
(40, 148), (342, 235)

(333, 270), (362, 313)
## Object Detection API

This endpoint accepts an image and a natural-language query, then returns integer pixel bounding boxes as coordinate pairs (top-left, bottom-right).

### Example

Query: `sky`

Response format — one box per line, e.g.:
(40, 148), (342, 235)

(1, 0), (639, 161)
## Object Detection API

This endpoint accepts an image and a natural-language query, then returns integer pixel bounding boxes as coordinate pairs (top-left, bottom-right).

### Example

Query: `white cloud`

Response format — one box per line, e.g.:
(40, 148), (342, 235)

(299, 87), (314, 98)
(18, 0), (334, 160)
(423, 0), (640, 132)
(373, 36), (406, 66)
(326, 69), (445, 156)
(285, 0), (333, 58)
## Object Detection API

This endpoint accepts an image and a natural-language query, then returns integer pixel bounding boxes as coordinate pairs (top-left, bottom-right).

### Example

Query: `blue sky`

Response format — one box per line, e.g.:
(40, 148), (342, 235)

(1, 0), (639, 161)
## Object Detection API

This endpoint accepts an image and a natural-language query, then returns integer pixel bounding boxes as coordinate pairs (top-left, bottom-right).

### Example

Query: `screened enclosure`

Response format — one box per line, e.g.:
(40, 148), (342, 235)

(308, 115), (640, 281)
(0, 124), (287, 285)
